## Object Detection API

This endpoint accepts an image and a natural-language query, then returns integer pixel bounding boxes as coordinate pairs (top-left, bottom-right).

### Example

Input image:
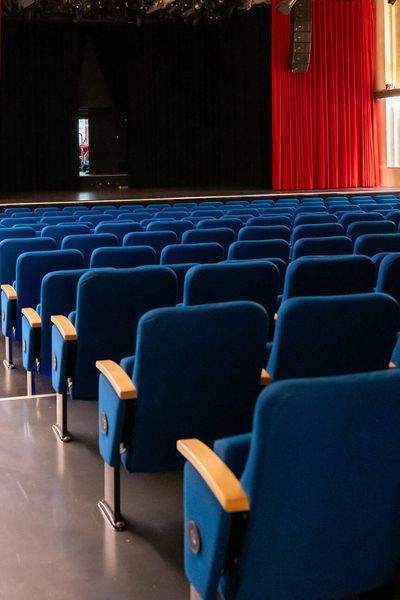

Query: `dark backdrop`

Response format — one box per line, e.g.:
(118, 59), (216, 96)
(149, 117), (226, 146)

(0, 8), (271, 193)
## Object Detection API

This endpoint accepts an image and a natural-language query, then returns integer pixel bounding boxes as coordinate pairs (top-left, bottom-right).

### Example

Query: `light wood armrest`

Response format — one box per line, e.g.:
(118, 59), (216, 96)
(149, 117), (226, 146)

(177, 439), (250, 513)
(50, 315), (77, 341)
(21, 308), (41, 328)
(1, 285), (17, 300)
(260, 368), (272, 386)
(96, 360), (138, 401)
(389, 361), (397, 368)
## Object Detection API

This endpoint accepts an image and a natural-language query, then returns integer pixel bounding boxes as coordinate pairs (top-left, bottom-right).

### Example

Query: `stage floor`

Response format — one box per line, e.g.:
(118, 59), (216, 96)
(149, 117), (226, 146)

(0, 186), (400, 208)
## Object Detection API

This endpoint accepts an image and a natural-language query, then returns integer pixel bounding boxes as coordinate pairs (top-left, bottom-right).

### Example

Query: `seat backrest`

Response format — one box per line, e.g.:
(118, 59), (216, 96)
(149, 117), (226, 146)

(354, 233), (400, 257)
(61, 234), (119, 267)
(40, 215), (76, 225)
(376, 253), (400, 303)
(146, 220), (193, 241)
(35, 269), (87, 376)
(292, 223), (345, 244)
(191, 210), (224, 219)
(196, 218), (243, 235)
(1, 217), (39, 227)
(293, 214), (338, 227)
(238, 225), (291, 242)
(268, 293), (399, 380)
(227, 240), (290, 262)
(247, 216), (292, 228)
(77, 214), (114, 226)
(160, 243), (224, 265)
(0, 237), (57, 284)
(183, 262), (279, 332)
(181, 228), (236, 253)
(16, 250), (84, 337)
(282, 255), (376, 300)
(0, 227), (37, 243)
(94, 222), (143, 243)
(41, 224), (91, 248)
(232, 370), (400, 600)
(291, 236), (353, 259)
(154, 211), (188, 220)
(114, 301), (268, 472)
(90, 246), (156, 268)
(347, 220), (396, 241)
(340, 211), (383, 228)
(123, 231), (178, 260)
(72, 267), (177, 399)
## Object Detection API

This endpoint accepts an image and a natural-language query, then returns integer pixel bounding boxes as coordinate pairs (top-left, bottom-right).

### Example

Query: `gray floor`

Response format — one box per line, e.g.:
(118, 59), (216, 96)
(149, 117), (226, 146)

(0, 342), (188, 600)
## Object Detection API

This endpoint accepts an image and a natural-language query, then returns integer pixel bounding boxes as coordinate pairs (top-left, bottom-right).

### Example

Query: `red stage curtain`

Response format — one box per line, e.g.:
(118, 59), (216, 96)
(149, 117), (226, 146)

(271, 0), (379, 190)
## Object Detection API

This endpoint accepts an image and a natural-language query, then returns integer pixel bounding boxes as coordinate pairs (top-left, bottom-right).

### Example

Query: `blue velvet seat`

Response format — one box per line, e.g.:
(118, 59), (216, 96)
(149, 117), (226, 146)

(94, 222), (143, 243)
(227, 240), (290, 262)
(96, 300), (268, 529)
(77, 214), (114, 227)
(154, 211), (188, 220)
(246, 216), (292, 228)
(181, 228), (236, 254)
(51, 267), (177, 441)
(282, 255), (375, 301)
(0, 236), (57, 286)
(40, 215), (76, 225)
(340, 211), (383, 228)
(291, 236), (353, 259)
(196, 218), (243, 235)
(237, 225), (291, 242)
(293, 213), (338, 226)
(0, 218), (40, 227)
(61, 234), (119, 267)
(123, 231), (178, 260)
(22, 269), (87, 382)
(41, 224), (91, 248)
(146, 220), (193, 241)
(191, 210), (224, 219)
(183, 262), (279, 338)
(385, 210), (400, 226)
(4, 208), (32, 216)
(354, 233), (400, 257)
(179, 368), (400, 600)
(34, 207), (61, 215)
(376, 253), (400, 303)
(291, 223), (345, 245)
(0, 227), (38, 241)
(117, 212), (151, 222)
(160, 243), (224, 265)
(267, 293), (399, 381)
(347, 220), (396, 242)
(90, 246), (156, 268)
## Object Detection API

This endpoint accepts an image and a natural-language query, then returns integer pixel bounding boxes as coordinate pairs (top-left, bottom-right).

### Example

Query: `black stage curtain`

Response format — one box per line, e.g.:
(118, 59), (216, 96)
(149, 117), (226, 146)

(0, 21), (81, 193)
(92, 9), (272, 189)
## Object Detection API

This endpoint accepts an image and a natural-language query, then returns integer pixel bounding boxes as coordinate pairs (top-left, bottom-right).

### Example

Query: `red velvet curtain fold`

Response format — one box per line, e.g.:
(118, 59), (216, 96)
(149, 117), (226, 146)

(272, 0), (379, 190)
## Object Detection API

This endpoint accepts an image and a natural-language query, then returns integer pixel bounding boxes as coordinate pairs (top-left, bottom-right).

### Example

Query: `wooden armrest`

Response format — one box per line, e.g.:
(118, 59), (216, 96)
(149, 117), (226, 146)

(389, 361), (397, 368)
(1, 285), (17, 300)
(177, 439), (250, 513)
(50, 315), (77, 341)
(96, 360), (138, 401)
(21, 308), (41, 328)
(260, 368), (272, 386)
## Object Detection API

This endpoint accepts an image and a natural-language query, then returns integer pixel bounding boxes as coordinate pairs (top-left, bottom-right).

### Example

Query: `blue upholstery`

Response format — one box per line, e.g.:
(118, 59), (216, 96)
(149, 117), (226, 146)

(386, 210), (400, 225)
(117, 212), (151, 221)
(22, 269), (87, 376)
(94, 222), (143, 243)
(166, 263), (199, 303)
(123, 231), (178, 260)
(40, 215), (75, 225)
(146, 220), (193, 241)
(183, 262), (279, 337)
(340, 212), (383, 228)
(227, 240), (290, 262)
(0, 237), (57, 285)
(61, 234), (119, 267)
(154, 211), (189, 220)
(14, 224), (46, 233)
(181, 228), (235, 254)
(354, 233), (400, 257)
(347, 220), (396, 241)
(160, 243), (224, 265)
(183, 369), (400, 600)
(246, 216), (292, 228)
(98, 301), (268, 471)
(90, 246), (156, 269)
(191, 210), (224, 219)
(237, 225), (291, 242)
(291, 223), (345, 245)
(77, 214), (114, 227)
(376, 253), (400, 303)
(196, 218), (243, 235)
(4, 208), (32, 216)
(41, 225), (91, 248)
(291, 236), (353, 259)
(52, 267), (177, 400)
(268, 293), (399, 380)
(282, 255), (375, 301)
(0, 227), (37, 242)
(293, 214), (338, 226)
(0, 218), (39, 227)
(2, 249), (82, 353)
